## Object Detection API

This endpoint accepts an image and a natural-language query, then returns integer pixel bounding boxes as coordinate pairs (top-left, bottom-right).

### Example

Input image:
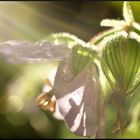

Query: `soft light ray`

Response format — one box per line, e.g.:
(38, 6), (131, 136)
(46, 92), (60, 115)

(0, 2), (45, 41)
(23, 2), (89, 40)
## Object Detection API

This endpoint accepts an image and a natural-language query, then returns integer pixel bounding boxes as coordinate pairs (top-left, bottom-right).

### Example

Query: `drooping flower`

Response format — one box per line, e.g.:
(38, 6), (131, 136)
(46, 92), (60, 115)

(101, 34), (140, 102)
(38, 44), (103, 137)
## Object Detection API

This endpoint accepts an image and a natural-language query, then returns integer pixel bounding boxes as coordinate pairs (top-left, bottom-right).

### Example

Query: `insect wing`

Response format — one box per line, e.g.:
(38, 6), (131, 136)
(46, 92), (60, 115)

(0, 40), (71, 64)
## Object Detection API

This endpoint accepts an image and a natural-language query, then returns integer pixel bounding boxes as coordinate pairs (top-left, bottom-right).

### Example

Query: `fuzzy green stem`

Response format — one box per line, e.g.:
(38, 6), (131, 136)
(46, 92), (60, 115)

(89, 28), (123, 45)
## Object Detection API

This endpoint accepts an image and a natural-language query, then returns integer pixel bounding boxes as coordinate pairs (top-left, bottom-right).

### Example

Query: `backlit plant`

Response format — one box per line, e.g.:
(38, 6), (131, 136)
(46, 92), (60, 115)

(0, 1), (140, 139)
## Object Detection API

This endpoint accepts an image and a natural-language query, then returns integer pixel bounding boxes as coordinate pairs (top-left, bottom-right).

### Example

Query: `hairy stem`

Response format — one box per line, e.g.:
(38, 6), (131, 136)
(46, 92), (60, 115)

(89, 28), (123, 45)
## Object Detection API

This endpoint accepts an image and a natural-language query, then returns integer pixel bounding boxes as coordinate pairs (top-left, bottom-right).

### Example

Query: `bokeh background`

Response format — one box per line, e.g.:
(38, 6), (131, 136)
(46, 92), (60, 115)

(0, 1), (140, 138)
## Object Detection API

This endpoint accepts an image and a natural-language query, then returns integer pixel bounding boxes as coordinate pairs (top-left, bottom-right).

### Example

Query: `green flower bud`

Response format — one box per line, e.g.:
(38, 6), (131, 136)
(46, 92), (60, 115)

(101, 35), (140, 99)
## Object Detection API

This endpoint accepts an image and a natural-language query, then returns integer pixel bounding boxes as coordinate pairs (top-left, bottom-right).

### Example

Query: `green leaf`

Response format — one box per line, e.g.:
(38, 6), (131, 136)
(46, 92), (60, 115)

(123, 1), (135, 24)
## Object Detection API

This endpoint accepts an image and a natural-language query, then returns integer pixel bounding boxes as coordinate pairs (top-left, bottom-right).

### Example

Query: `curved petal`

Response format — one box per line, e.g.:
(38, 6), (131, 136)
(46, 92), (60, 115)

(53, 58), (102, 137)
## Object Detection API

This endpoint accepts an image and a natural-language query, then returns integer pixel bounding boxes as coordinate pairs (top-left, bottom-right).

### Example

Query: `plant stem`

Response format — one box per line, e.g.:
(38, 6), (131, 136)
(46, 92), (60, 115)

(116, 103), (124, 134)
(89, 28), (122, 45)
(111, 91), (125, 135)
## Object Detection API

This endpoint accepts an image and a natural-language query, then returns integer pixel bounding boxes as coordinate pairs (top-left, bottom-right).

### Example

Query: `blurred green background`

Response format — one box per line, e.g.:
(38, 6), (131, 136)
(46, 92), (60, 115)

(0, 1), (140, 138)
